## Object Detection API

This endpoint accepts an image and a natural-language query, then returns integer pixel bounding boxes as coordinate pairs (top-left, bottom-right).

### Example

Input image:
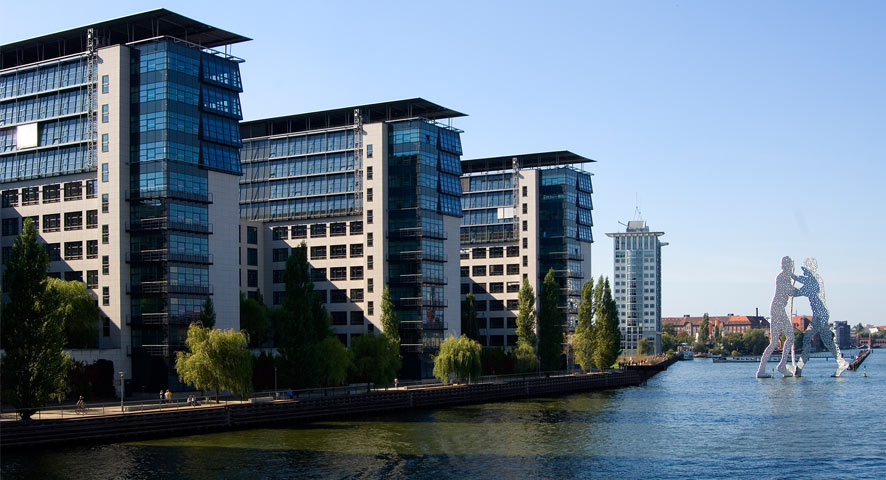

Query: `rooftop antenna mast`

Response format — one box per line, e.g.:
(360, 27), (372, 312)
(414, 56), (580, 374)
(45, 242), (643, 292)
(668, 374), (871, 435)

(85, 28), (98, 169)
(633, 193), (643, 222)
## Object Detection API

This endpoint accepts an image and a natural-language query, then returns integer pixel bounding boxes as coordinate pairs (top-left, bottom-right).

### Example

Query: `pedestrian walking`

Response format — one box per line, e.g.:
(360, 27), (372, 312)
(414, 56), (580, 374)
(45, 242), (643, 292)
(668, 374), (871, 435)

(165, 389), (172, 403)
(159, 390), (166, 404)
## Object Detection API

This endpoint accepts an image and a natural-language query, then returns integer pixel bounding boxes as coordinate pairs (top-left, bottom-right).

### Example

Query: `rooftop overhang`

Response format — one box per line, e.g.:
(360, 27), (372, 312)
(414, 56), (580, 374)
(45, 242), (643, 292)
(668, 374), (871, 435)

(1, 8), (250, 69)
(240, 98), (466, 139)
(461, 151), (595, 174)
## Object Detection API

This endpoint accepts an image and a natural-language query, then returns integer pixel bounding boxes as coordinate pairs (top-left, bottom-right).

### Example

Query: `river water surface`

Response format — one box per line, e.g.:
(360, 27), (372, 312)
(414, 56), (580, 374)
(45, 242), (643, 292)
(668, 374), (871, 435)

(3, 353), (884, 479)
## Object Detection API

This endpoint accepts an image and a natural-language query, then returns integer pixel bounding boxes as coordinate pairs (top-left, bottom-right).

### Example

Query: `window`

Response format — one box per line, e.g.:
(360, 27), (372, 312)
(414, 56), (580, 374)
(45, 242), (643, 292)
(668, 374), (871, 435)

(472, 247), (486, 259)
(315, 290), (327, 303)
(2, 218), (19, 236)
(247, 248), (258, 266)
(476, 300), (487, 311)
(507, 264), (520, 275)
(273, 227), (288, 240)
(64, 182), (82, 201)
(490, 318), (504, 328)
(367, 278), (374, 293)
(350, 221), (363, 235)
(86, 270), (98, 289)
(331, 311), (348, 325)
(489, 282), (504, 293)
(101, 134), (109, 152)
(46, 243), (61, 261)
(460, 266), (469, 277)
(66, 271), (83, 282)
(247, 269), (258, 288)
(472, 283), (486, 294)
(273, 291), (286, 305)
(100, 193), (108, 213)
(461, 283), (470, 294)
(350, 244), (363, 257)
(86, 240), (98, 259)
(101, 104), (109, 123)
(103, 317), (111, 337)
(330, 222), (347, 236)
(43, 184), (60, 203)
(472, 265), (486, 276)
(64, 241), (83, 260)
(102, 256), (109, 275)
(247, 226), (258, 244)
(522, 238), (528, 248)
(367, 232), (373, 247)
(101, 75), (109, 94)
(86, 210), (98, 229)
(310, 246), (327, 259)
(522, 186), (527, 197)
(292, 225), (307, 238)
(368, 301), (374, 316)
(330, 244), (346, 258)
(460, 250), (470, 260)
(367, 188), (373, 202)
(310, 223), (326, 237)
(366, 144), (373, 158)
(507, 299), (519, 310)
(350, 311), (364, 325)
(273, 269), (285, 284)
(273, 248), (289, 262)
(490, 264), (504, 276)
(350, 266), (364, 280)
(490, 300), (504, 311)
(64, 211), (82, 230)
(522, 220), (527, 232)
(350, 289), (364, 302)
(23, 216), (38, 230)
(1, 246), (10, 264)
(522, 203), (528, 214)
(507, 281), (520, 293)
(367, 166), (373, 180)
(42, 214), (60, 233)
(22, 187), (39, 205)
(311, 267), (327, 282)
(330, 267), (347, 281)
(330, 289), (347, 303)
(2, 189), (18, 208)
(101, 164), (109, 182)
(102, 287), (110, 305)
(489, 247), (504, 258)
(523, 255), (528, 267)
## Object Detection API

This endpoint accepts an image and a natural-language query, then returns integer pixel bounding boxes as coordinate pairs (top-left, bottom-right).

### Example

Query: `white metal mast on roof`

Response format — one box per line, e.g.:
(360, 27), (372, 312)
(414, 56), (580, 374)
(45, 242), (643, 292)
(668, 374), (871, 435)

(352, 108), (363, 214)
(85, 28), (98, 169)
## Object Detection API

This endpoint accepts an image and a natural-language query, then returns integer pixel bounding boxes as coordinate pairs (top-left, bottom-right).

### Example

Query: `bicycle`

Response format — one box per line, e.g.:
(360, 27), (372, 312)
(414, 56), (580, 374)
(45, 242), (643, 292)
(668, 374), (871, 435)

(75, 397), (87, 415)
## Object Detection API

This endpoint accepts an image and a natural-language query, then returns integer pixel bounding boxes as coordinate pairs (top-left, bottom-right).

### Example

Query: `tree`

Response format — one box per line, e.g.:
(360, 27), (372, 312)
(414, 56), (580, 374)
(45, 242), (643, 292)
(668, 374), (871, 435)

(714, 325), (722, 344)
(350, 334), (401, 389)
(573, 278), (595, 370)
(722, 332), (744, 355)
(639, 338), (653, 355)
(200, 296), (216, 329)
(692, 341), (708, 354)
(380, 287), (399, 345)
(662, 323), (677, 336)
(175, 323), (253, 402)
(516, 278), (537, 348)
(513, 342), (539, 373)
(315, 337), (352, 388)
(461, 293), (480, 341)
(742, 329), (769, 356)
(698, 313), (711, 345)
(46, 277), (99, 348)
(592, 277), (621, 371)
(0, 219), (70, 419)
(538, 269), (564, 371)
(240, 293), (270, 347)
(277, 243), (332, 388)
(661, 332), (677, 353)
(432, 335), (482, 384)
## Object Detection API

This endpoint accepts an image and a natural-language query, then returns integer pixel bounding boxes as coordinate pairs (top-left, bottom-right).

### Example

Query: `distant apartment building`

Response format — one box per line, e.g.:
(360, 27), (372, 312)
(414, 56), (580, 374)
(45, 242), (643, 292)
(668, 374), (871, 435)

(662, 314), (770, 340)
(237, 99), (465, 379)
(834, 321), (850, 350)
(1, 10), (247, 392)
(607, 221), (665, 354)
(459, 152), (594, 348)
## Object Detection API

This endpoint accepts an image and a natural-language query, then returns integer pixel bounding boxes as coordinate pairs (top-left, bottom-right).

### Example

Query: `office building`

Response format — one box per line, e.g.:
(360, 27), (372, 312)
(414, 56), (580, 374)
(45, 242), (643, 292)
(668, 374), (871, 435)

(606, 221), (666, 354)
(238, 99), (465, 379)
(460, 152), (594, 347)
(1, 9), (248, 391)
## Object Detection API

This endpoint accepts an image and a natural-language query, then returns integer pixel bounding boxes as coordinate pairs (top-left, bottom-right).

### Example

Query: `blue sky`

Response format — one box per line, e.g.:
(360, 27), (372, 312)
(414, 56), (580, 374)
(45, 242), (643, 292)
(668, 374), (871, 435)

(4, 1), (884, 324)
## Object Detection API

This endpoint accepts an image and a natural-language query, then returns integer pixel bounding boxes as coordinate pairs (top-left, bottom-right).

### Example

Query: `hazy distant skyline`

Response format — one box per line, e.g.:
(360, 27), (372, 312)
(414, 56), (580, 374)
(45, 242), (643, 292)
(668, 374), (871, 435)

(4, 1), (884, 324)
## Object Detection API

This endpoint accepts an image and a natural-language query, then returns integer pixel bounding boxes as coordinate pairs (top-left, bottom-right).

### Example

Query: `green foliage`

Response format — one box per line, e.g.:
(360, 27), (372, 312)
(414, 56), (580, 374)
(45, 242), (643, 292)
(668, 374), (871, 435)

(513, 342), (539, 373)
(722, 332), (744, 354)
(638, 338), (653, 355)
(46, 277), (99, 348)
(461, 293), (480, 341)
(714, 325), (722, 343)
(573, 279), (595, 370)
(661, 332), (677, 353)
(592, 277), (621, 371)
(277, 243), (333, 388)
(480, 347), (514, 375)
(0, 219), (70, 419)
(699, 313), (711, 345)
(380, 287), (399, 345)
(350, 334), (401, 387)
(692, 341), (708, 354)
(240, 293), (270, 347)
(742, 329), (769, 355)
(538, 269), (564, 371)
(662, 323), (677, 336)
(516, 278), (537, 348)
(316, 337), (352, 387)
(175, 323), (253, 402)
(432, 335), (482, 384)
(200, 296), (216, 329)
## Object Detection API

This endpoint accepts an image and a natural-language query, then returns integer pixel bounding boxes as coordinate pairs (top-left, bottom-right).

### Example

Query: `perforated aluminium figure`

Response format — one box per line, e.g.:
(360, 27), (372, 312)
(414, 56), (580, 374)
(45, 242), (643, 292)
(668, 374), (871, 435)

(793, 257), (849, 377)
(757, 256), (796, 378)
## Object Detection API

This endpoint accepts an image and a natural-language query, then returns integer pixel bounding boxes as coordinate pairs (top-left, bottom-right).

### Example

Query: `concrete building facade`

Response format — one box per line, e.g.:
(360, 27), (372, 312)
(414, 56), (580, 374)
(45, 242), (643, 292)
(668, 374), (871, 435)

(460, 152), (594, 348)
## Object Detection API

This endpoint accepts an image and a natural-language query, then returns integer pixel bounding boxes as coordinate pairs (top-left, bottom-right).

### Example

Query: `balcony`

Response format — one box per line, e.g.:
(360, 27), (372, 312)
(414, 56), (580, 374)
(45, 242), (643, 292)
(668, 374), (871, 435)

(542, 251), (584, 261)
(129, 313), (200, 326)
(389, 250), (448, 262)
(388, 227), (447, 240)
(128, 282), (213, 296)
(396, 297), (448, 308)
(127, 250), (213, 265)
(126, 189), (213, 204)
(126, 219), (213, 234)
(129, 345), (170, 357)
(390, 273), (447, 285)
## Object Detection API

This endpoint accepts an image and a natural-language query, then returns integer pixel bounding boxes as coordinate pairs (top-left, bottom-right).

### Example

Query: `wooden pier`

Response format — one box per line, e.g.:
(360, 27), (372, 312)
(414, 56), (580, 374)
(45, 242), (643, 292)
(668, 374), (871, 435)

(848, 349), (871, 371)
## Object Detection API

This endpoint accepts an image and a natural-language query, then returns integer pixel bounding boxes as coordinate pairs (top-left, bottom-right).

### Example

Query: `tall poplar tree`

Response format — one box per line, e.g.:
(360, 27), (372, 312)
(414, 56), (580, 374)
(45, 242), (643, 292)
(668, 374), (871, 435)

(538, 269), (564, 371)
(573, 278), (595, 370)
(200, 296), (216, 329)
(698, 313), (710, 345)
(514, 277), (539, 372)
(592, 277), (621, 371)
(380, 287), (399, 345)
(0, 219), (69, 419)
(461, 293), (480, 341)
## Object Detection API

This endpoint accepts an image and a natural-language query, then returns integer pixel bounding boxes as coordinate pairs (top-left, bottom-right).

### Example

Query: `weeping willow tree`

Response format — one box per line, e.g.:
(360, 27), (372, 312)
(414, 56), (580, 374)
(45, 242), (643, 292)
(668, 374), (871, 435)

(432, 335), (482, 384)
(175, 323), (253, 402)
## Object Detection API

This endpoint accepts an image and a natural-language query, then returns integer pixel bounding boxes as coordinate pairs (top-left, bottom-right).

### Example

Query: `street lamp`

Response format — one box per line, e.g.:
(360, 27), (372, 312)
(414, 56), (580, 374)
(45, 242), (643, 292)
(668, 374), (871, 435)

(119, 371), (125, 412)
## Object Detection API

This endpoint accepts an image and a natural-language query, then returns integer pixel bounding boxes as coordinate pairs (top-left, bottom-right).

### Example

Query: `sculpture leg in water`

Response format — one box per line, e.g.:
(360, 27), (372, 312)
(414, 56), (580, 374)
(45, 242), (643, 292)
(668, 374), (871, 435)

(759, 256), (795, 378)
(775, 327), (795, 377)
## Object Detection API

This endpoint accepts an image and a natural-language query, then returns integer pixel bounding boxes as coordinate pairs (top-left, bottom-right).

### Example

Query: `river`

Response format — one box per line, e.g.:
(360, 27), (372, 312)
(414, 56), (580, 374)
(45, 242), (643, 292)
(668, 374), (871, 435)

(3, 352), (884, 479)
